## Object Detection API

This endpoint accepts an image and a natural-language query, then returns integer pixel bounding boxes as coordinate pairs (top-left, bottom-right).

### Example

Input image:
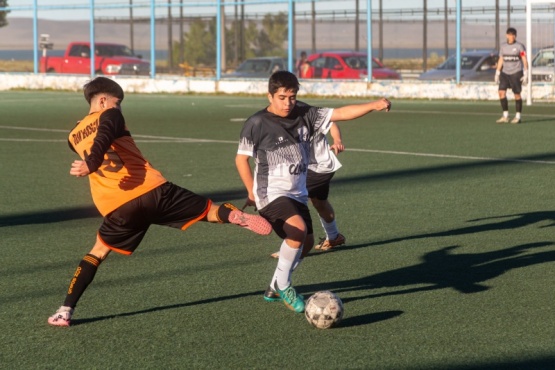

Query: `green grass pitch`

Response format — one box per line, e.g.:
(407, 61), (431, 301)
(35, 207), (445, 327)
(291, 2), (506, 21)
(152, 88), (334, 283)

(1, 90), (554, 369)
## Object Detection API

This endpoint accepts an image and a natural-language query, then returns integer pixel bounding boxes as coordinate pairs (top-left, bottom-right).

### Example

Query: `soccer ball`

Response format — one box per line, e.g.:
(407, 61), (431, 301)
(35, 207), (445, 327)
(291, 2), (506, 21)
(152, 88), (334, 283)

(304, 290), (343, 329)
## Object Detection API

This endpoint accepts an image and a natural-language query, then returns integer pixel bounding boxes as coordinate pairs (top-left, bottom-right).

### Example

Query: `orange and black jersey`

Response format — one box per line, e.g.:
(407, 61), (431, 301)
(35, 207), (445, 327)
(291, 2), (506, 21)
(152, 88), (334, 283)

(68, 108), (167, 216)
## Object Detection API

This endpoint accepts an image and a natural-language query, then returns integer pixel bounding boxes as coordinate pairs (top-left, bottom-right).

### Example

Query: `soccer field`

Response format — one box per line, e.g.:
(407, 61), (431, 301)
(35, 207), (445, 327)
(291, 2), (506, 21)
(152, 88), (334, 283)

(1, 91), (554, 369)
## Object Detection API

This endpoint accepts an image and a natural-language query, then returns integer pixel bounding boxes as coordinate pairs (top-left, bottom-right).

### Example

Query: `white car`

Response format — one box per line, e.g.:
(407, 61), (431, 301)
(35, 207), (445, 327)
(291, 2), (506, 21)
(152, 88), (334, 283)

(531, 47), (554, 83)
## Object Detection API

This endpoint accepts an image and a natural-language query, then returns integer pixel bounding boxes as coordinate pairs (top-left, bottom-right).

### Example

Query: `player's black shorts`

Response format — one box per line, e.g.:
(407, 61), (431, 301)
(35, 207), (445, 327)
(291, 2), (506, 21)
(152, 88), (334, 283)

(306, 170), (335, 200)
(499, 71), (523, 94)
(98, 182), (211, 255)
(258, 196), (313, 239)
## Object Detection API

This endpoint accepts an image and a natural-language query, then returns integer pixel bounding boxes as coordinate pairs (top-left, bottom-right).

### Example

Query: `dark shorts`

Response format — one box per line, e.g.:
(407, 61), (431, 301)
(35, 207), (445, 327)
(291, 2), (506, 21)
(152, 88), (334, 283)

(306, 170), (335, 200)
(98, 182), (211, 255)
(499, 71), (523, 94)
(258, 196), (313, 240)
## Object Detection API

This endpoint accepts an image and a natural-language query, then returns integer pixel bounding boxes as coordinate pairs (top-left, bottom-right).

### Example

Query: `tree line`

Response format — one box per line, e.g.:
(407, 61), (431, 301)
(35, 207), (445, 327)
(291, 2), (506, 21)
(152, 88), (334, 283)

(172, 12), (287, 68)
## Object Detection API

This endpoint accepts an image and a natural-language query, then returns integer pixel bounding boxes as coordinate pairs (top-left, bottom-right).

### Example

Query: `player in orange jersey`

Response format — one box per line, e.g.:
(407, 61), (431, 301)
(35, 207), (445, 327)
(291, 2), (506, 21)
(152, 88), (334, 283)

(47, 76), (271, 327)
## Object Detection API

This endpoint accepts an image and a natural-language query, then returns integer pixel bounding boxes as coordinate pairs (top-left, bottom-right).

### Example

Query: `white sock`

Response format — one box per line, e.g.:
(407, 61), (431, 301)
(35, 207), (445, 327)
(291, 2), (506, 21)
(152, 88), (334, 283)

(320, 217), (339, 240)
(503, 111), (509, 118)
(271, 240), (303, 290)
(515, 112), (521, 119)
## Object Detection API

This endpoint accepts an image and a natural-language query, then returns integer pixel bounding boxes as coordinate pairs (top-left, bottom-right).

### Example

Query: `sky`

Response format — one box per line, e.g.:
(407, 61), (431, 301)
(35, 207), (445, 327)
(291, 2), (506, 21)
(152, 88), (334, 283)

(8, 0), (530, 21)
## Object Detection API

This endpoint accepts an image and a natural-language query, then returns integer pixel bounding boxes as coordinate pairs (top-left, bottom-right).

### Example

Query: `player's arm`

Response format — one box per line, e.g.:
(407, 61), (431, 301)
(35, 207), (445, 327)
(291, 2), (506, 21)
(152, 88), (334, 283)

(328, 122), (344, 155)
(70, 109), (124, 177)
(330, 98), (391, 122)
(87, 109), (125, 172)
(235, 154), (256, 207)
(496, 56), (504, 72)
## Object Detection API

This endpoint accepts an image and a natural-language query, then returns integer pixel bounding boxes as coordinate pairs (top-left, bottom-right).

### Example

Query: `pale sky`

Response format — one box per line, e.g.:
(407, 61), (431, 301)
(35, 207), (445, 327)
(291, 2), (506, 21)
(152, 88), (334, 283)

(9, 0), (529, 21)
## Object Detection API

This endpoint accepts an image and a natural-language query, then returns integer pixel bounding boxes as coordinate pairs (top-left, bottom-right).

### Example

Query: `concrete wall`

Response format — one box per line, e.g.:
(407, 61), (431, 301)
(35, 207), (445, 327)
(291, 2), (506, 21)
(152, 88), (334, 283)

(1, 73), (554, 102)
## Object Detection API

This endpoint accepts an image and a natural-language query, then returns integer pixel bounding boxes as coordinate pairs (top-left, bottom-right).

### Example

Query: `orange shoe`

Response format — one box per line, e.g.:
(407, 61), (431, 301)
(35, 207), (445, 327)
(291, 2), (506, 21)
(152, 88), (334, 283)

(315, 233), (346, 251)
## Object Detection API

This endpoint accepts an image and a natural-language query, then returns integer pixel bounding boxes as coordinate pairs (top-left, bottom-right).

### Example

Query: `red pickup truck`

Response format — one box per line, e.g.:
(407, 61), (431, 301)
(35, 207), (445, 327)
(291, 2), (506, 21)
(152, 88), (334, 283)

(40, 42), (150, 75)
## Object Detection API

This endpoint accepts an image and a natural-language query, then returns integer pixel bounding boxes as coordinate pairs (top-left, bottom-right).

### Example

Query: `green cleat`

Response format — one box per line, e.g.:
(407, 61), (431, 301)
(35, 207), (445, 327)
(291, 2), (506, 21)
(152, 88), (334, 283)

(274, 282), (305, 313)
(263, 286), (282, 302)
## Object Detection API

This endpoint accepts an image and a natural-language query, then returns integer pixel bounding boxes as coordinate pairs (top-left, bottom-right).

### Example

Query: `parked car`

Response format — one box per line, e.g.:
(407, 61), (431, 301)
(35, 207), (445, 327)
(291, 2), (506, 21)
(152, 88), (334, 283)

(304, 51), (401, 80)
(418, 51), (498, 82)
(531, 47), (554, 83)
(40, 42), (150, 75)
(223, 57), (287, 78)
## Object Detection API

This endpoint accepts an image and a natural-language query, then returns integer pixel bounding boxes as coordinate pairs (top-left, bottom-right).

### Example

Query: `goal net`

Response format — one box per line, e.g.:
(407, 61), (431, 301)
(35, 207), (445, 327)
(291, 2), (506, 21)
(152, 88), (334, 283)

(526, 0), (555, 104)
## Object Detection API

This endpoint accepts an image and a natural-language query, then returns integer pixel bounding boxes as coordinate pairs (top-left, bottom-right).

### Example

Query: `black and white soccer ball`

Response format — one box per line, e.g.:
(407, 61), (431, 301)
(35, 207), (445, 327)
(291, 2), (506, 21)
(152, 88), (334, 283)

(304, 290), (343, 329)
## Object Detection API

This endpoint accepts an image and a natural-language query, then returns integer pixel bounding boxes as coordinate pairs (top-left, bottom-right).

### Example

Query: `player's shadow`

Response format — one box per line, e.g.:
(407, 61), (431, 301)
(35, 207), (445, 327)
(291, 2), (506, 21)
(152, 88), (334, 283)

(316, 210), (555, 252)
(0, 189), (250, 228)
(518, 117), (555, 124)
(301, 241), (555, 301)
(0, 205), (99, 227)
(71, 241), (555, 327)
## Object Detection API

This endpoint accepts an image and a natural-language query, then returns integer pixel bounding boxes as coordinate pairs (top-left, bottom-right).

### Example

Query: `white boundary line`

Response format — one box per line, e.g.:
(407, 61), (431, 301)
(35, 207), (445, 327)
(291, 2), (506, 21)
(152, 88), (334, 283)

(2, 124), (555, 165)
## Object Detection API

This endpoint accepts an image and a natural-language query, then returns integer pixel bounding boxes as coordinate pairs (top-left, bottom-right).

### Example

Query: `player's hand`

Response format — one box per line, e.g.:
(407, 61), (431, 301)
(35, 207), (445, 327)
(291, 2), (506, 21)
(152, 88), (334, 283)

(379, 98), (392, 112)
(494, 70), (500, 84)
(521, 71), (528, 86)
(241, 197), (257, 211)
(330, 142), (344, 155)
(69, 160), (90, 177)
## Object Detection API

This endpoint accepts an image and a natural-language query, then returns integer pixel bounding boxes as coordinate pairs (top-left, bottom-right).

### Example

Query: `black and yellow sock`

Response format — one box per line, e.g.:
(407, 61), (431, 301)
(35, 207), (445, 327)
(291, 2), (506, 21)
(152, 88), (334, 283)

(62, 254), (102, 308)
(216, 202), (239, 223)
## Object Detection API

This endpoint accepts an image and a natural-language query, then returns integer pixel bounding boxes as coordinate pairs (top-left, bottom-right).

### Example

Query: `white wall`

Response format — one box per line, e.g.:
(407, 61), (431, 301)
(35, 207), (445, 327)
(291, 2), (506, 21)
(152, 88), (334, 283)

(1, 73), (554, 102)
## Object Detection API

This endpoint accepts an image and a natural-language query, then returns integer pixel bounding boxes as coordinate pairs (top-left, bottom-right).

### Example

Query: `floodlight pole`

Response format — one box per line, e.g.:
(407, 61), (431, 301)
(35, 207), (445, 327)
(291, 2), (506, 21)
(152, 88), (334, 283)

(526, 0), (532, 105)
(367, 0), (373, 83)
(90, 0), (96, 78)
(456, 0), (461, 82)
(33, 0), (38, 74)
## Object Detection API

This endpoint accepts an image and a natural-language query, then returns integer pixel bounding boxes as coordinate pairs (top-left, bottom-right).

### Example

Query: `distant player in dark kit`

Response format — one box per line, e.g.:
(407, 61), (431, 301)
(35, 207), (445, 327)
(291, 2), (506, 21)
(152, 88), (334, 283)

(47, 76), (272, 327)
(495, 27), (528, 124)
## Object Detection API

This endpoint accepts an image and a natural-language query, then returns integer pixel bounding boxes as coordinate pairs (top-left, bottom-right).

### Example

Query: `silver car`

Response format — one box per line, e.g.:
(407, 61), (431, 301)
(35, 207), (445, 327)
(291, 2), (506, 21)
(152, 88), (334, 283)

(223, 57), (287, 78)
(418, 51), (499, 82)
(531, 47), (554, 83)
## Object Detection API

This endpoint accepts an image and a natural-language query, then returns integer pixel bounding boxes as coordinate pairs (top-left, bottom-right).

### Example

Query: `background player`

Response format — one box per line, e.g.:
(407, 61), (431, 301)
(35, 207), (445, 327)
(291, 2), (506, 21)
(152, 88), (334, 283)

(495, 27), (528, 124)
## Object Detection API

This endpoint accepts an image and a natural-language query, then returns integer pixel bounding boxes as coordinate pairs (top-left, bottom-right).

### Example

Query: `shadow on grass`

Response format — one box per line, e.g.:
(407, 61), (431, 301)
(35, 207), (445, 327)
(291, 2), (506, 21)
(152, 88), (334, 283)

(428, 356), (555, 370)
(71, 290), (263, 327)
(338, 310), (403, 329)
(5, 151), (555, 228)
(303, 241), (555, 300)
(0, 189), (248, 228)
(71, 241), (555, 328)
(314, 210), (555, 251)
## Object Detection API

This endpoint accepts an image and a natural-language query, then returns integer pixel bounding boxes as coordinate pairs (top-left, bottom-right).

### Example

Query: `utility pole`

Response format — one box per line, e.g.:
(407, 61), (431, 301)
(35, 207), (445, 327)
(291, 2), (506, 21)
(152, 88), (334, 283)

(423, 0), (427, 71)
(444, 0), (448, 58)
(379, 0), (383, 62)
(179, 0), (184, 64)
(129, 0), (134, 54)
(507, 0), (511, 26)
(311, 0), (316, 53)
(355, 0), (359, 51)
(168, 0), (173, 69)
(495, 0), (500, 51)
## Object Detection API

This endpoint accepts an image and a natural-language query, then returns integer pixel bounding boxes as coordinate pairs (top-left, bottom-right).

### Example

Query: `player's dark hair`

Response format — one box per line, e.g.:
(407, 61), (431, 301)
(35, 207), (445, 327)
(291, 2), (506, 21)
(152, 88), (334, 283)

(83, 76), (125, 105)
(506, 27), (517, 35)
(268, 70), (300, 95)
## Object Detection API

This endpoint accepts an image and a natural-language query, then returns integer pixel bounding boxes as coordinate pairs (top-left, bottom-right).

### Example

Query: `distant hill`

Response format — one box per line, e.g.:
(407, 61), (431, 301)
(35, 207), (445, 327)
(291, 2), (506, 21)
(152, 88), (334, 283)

(1, 17), (523, 53)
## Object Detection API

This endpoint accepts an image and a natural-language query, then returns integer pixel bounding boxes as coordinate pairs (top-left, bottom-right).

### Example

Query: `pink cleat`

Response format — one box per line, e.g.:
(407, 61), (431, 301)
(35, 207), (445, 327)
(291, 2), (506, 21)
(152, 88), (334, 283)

(47, 306), (73, 327)
(229, 210), (272, 235)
